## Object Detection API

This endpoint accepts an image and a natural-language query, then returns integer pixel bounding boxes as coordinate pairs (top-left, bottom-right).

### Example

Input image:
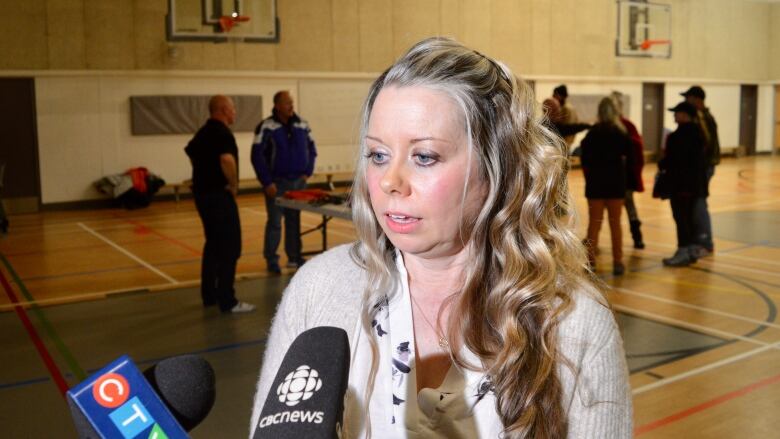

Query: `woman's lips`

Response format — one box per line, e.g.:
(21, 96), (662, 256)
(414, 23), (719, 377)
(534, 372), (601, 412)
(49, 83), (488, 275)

(384, 212), (421, 233)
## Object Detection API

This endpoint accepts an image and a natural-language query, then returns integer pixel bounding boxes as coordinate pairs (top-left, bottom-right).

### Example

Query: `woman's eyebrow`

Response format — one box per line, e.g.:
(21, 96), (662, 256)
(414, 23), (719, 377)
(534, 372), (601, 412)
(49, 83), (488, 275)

(365, 135), (452, 145)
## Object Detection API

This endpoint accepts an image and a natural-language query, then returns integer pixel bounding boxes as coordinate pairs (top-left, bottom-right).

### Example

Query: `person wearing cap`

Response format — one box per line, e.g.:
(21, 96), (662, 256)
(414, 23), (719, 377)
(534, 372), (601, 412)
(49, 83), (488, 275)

(659, 101), (708, 267)
(542, 84), (590, 144)
(544, 85), (581, 147)
(682, 85), (719, 256)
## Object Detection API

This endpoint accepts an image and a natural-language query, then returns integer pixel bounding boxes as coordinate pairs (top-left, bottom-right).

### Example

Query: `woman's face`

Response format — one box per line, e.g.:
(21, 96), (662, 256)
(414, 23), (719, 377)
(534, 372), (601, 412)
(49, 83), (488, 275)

(365, 86), (486, 259)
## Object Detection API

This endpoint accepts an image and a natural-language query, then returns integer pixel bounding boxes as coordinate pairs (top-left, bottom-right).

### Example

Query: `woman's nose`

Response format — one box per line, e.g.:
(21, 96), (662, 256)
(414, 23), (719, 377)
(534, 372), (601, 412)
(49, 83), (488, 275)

(379, 161), (410, 196)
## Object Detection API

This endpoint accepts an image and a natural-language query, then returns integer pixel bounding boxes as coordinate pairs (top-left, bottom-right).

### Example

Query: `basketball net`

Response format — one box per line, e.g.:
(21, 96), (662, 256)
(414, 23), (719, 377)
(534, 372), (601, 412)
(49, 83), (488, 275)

(640, 39), (671, 51)
(219, 14), (250, 33)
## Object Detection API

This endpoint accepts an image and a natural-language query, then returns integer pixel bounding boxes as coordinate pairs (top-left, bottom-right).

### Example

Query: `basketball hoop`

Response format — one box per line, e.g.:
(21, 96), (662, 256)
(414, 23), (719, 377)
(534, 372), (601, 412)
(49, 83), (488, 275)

(219, 14), (250, 33)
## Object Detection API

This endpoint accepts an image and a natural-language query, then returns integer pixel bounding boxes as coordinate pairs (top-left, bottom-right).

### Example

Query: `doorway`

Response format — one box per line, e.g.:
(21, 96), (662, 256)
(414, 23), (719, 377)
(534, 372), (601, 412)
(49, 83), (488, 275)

(642, 83), (664, 158)
(739, 84), (757, 156)
(0, 77), (40, 213)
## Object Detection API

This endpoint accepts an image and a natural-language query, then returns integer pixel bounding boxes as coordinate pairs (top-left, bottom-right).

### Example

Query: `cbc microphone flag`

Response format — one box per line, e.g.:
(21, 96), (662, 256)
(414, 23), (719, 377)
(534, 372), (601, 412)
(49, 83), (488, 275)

(66, 355), (188, 439)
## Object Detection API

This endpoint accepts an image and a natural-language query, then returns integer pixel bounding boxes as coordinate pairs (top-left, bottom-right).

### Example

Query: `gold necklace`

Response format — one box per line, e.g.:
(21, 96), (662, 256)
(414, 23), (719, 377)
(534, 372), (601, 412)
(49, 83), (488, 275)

(410, 293), (450, 350)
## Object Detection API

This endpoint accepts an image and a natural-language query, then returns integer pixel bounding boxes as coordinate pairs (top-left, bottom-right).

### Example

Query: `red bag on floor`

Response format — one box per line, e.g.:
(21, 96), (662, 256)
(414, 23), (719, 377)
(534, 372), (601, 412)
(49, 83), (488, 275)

(127, 167), (149, 194)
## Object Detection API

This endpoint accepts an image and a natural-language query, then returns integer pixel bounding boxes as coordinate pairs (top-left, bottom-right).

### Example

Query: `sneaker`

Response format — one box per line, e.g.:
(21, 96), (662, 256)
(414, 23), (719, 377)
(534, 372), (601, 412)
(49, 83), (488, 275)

(285, 258), (306, 269)
(663, 249), (692, 267)
(230, 302), (256, 314)
(267, 262), (281, 274)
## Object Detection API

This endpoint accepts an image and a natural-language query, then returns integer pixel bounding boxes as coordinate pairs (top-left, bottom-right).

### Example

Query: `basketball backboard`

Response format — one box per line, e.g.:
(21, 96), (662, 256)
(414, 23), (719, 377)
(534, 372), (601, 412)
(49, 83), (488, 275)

(166, 0), (278, 43)
(616, 0), (671, 58)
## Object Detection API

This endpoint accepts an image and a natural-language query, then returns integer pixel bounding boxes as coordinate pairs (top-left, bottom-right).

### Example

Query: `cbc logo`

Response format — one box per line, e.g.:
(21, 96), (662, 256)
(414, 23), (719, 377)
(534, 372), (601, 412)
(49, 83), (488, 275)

(276, 365), (322, 406)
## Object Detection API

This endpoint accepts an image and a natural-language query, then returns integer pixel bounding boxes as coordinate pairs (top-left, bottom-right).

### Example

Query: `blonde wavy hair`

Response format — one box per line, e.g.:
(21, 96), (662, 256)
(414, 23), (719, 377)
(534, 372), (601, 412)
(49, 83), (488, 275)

(598, 96), (627, 133)
(349, 37), (597, 438)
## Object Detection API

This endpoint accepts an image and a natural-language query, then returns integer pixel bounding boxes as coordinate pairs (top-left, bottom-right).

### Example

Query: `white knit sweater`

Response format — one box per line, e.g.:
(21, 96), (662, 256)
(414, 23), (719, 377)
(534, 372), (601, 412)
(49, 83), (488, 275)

(250, 244), (633, 438)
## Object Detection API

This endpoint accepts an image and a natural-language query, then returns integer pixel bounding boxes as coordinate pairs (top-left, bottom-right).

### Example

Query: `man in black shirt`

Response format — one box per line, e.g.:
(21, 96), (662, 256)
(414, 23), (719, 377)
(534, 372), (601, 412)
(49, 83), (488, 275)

(185, 95), (255, 313)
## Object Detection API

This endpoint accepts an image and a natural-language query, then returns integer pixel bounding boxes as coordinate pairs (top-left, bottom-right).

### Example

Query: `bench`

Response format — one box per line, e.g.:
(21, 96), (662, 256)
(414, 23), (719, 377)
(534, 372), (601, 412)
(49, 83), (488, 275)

(163, 171), (354, 203)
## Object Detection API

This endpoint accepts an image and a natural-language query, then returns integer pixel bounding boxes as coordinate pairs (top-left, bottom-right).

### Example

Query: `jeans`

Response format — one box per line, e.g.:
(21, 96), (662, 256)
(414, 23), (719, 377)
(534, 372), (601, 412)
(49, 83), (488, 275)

(586, 198), (625, 265)
(264, 177), (307, 264)
(624, 190), (639, 222)
(693, 166), (715, 249)
(194, 190), (241, 312)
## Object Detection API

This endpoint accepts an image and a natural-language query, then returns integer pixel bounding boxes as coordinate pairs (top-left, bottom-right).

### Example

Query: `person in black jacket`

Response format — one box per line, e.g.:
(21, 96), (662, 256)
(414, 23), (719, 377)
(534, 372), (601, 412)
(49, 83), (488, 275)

(659, 102), (708, 267)
(185, 95), (255, 314)
(580, 98), (635, 276)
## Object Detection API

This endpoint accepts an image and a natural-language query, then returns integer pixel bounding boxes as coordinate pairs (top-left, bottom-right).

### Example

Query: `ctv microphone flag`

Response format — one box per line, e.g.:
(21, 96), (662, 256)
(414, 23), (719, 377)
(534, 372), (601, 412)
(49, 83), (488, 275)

(254, 326), (350, 439)
(67, 355), (188, 439)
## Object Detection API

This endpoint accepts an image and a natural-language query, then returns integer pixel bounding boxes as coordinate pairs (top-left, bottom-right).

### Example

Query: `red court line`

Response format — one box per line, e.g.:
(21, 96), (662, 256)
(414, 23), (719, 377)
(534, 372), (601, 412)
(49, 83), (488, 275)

(635, 372), (780, 435)
(0, 265), (69, 397)
(117, 216), (202, 257)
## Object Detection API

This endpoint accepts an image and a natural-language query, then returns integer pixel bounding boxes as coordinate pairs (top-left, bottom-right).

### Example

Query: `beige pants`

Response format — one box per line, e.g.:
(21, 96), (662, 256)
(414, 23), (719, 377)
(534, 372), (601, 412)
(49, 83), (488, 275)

(586, 198), (624, 266)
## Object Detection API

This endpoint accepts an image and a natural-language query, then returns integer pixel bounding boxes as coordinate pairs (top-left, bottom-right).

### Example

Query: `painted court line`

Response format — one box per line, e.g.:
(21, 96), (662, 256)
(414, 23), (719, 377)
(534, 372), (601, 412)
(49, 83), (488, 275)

(635, 371), (780, 435)
(615, 287), (780, 331)
(77, 222), (178, 284)
(120, 217), (202, 257)
(0, 262), (69, 397)
(0, 254), (86, 381)
(612, 304), (774, 348)
(624, 245), (780, 280)
(242, 207), (357, 240)
(632, 340), (780, 396)
(650, 247), (780, 274)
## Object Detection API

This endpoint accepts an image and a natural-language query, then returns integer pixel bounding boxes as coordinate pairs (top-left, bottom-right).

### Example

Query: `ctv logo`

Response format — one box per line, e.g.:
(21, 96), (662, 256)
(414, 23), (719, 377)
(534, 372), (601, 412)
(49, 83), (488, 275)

(277, 365), (322, 406)
(92, 372), (168, 439)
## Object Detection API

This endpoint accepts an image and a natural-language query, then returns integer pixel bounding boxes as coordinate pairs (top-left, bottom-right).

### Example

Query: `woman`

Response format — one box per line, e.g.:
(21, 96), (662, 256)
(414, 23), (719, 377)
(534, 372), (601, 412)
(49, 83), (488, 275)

(251, 38), (631, 438)
(580, 98), (635, 276)
(610, 91), (645, 249)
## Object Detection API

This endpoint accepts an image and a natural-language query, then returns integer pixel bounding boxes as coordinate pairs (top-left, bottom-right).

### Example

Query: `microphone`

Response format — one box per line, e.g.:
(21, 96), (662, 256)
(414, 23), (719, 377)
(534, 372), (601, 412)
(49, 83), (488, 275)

(67, 354), (215, 438)
(254, 326), (350, 439)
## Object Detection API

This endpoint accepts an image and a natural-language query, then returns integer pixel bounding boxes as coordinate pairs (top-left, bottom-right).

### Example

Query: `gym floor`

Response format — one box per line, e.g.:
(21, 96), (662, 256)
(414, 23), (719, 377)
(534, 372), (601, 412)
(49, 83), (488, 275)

(1, 156), (778, 438)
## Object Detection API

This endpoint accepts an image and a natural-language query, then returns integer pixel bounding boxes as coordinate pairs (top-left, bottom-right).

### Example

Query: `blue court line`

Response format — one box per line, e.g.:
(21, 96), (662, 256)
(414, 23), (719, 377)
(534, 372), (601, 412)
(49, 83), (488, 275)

(0, 337), (267, 392)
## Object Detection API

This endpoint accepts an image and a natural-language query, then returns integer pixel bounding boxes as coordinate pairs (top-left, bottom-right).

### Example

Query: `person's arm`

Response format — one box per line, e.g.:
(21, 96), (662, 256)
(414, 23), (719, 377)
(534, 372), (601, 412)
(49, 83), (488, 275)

(251, 126), (276, 196)
(623, 133), (635, 178)
(220, 153), (238, 197)
(304, 131), (318, 181)
(579, 131), (593, 168)
(565, 327), (633, 438)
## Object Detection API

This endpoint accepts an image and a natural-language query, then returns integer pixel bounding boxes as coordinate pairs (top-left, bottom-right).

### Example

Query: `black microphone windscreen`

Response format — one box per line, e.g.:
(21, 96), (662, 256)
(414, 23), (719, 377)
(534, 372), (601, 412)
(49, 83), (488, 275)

(255, 326), (350, 439)
(143, 354), (216, 431)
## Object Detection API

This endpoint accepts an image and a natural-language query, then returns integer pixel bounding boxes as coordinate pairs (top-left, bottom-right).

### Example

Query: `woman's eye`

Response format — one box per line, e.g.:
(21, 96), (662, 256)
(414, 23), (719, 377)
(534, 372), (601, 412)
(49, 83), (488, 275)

(414, 153), (437, 166)
(367, 151), (388, 164)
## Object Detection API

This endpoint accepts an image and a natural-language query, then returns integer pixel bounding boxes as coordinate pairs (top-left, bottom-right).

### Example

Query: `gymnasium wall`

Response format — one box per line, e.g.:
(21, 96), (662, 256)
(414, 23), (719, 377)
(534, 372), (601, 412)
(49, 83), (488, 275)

(771, 3), (780, 80)
(0, 0), (772, 80)
(0, 0), (777, 203)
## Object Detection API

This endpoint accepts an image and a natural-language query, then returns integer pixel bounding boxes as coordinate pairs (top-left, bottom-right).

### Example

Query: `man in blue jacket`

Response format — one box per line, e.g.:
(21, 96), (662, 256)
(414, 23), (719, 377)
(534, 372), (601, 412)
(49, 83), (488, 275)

(251, 91), (317, 274)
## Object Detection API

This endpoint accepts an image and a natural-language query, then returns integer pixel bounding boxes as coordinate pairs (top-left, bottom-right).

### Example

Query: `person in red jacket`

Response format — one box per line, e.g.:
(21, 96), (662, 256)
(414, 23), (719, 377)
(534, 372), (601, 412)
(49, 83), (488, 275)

(610, 92), (645, 249)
